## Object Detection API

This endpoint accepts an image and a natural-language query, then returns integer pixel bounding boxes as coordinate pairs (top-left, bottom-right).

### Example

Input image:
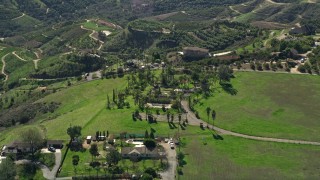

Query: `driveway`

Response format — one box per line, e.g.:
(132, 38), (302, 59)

(16, 149), (62, 179)
(41, 149), (62, 180)
(159, 143), (177, 180)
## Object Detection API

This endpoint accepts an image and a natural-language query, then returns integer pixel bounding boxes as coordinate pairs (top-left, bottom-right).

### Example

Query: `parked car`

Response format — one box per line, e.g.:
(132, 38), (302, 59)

(48, 146), (56, 152)
(170, 142), (175, 149)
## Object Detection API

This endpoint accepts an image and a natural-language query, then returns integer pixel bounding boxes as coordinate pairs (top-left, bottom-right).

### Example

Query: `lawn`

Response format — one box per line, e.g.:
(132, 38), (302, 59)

(58, 142), (165, 177)
(179, 132), (320, 179)
(82, 21), (115, 32)
(194, 72), (320, 141)
(0, 76), (183, 147)
(37, 77), (180, 140)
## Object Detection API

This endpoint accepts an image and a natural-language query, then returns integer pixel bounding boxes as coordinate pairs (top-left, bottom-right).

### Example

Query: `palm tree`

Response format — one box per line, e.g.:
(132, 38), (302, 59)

(211, 110), (216, 129)
(166, 112), (170, 123)
(206, 107), (211, 127)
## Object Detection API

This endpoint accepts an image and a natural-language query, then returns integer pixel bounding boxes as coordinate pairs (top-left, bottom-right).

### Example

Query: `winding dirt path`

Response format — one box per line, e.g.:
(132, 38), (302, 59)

(13, 51), (41, 69)
(229, 6), (242, 14)
(80, 25), (104, 43)
(12, 51), (27, 61)
(80, 25), (105, 50)
(181, 101), (320, 146)
(265, 0), (286, 4)
(33, 51), (42, 70)
(1, 53), (10, 81)
(12, 13), (25, 20)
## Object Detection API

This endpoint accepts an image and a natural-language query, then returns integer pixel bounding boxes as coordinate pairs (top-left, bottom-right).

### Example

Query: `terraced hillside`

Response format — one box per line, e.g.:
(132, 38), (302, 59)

(231, 0), (320, 25)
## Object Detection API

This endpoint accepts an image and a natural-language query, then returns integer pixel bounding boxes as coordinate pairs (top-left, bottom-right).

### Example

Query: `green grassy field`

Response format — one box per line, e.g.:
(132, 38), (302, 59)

(39, 78), (179, 139)
(195, 72), (320, 141)
(180, 132), (320, 179)
(82, 21), (114, 32)
(0, 71), (320, 179)
(0, 76), (183, 147)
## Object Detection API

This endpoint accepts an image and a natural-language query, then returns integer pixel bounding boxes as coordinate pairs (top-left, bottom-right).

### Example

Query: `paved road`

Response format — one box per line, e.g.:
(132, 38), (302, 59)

(159, 143), (177, 180)
(181, 101), (320, 146)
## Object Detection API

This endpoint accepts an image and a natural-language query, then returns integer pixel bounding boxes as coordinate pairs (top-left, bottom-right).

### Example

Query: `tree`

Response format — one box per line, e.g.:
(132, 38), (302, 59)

(0, 158), (16, 180)
(72, 155), (80, 175)
(298, 64), (306, 73)
(143, 139), (156, 149)
(166, 112), (170, 122)
(250, 62), (255, 70)
(145, 130), (149, 139)
(218, 65), (233, 83)
(96, 131), (99, 142)
(150, 131), (155, 139)
(20, 128), (44, 159)
(141, 173), (153, 180)
(112, 89), (116, 103)
(206, 107), (211, 126)
(89, 144), (99, 162)
(67, 126), (82, 141)
(106, 149), (121, 166)
(144, 167), (157, 178)
(106, 94), (111, 109)
(211, 110), (216, 128)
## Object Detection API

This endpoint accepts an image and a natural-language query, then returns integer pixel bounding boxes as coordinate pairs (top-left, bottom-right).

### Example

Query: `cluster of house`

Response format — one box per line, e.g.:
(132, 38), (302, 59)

(85, 135), (166, 161)
(0, 140), (63, 161)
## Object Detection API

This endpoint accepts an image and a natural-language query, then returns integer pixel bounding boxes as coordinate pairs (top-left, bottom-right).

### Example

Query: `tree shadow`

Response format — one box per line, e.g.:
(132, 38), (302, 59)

(150, 127), (156, 133)
(179, 124), (186, 130)
(212, 133), (224, 140)
(220, 82), (238, 96)
(168, 122), (175, 129)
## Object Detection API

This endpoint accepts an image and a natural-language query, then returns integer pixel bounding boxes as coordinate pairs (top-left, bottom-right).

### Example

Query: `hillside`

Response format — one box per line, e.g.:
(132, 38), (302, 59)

(1, 1), (320, 179)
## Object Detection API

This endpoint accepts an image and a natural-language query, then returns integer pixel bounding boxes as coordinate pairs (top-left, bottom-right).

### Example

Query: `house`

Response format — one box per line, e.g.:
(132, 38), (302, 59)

(2, 141), (32, 154)
(47, 140), (64, 149)
(86, 136), (92, 144)
(183, 47), (209, 60)
(315, 42), (320, 46)
(121, 147), (166, 161)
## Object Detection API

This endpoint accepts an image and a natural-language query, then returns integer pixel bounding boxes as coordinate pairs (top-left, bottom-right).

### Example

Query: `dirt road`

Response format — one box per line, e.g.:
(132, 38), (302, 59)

(1, 53), (10, 81)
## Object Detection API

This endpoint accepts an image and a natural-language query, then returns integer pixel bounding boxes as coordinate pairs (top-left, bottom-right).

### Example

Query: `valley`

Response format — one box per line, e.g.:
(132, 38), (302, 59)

(0, 0), (320, 179)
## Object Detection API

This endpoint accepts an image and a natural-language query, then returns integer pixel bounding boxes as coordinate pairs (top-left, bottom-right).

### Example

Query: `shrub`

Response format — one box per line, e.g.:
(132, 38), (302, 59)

(143, 139), (156, 149)
(144, 167), (157, 178)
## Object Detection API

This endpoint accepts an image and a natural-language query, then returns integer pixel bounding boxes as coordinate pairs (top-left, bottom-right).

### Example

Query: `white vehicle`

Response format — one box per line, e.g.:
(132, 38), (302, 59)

(170, 142), (175, 149)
